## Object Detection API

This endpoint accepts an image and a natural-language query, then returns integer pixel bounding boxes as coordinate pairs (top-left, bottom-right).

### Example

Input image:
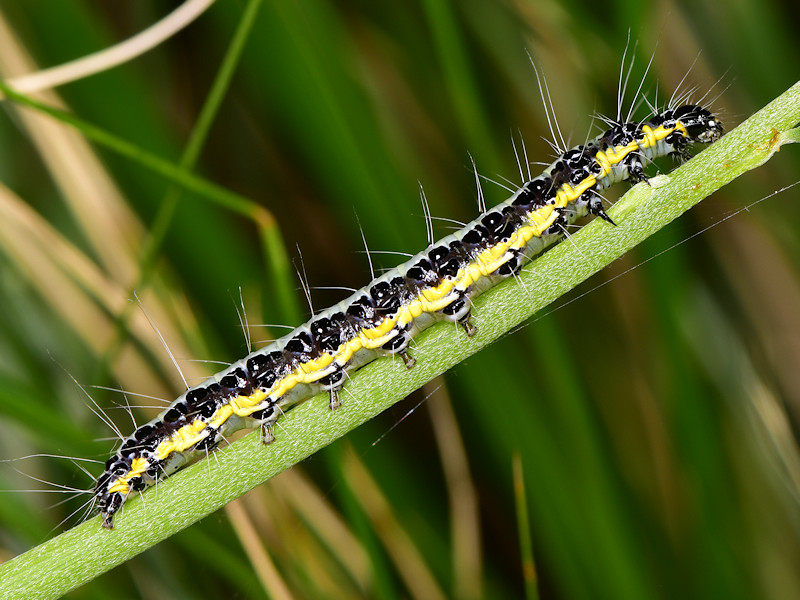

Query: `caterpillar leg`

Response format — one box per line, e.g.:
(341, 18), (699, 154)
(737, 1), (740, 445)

(671, 140), (692, 162)
(399, 350), (416, 369)
(494, 249), (523, 278)
(320, 367), (347, 410)
(383, 325), (417, 369)
(460, 316), (477, 337)
(442, 292), (476, 337)
(261, 421), (275, 444)
(586, 194), (616, 225)
(627, 160), (650, 185)
(254, 405), (278, 444)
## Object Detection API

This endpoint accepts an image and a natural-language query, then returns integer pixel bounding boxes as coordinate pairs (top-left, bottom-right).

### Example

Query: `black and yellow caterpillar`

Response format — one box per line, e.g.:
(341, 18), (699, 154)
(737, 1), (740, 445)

(95, 104), (723, 528)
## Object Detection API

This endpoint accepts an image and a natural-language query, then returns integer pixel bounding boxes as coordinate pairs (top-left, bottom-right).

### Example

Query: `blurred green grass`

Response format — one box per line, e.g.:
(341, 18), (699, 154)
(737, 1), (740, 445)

(0, 1), (799, 599)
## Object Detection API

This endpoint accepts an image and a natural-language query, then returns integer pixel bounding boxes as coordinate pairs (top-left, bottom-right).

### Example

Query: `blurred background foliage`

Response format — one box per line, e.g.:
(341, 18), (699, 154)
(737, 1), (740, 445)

(0, 0), (799, 598)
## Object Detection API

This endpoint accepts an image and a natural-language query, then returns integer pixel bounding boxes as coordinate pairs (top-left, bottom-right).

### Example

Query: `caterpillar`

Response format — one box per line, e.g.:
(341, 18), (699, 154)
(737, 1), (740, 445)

(90, 102), (723, 529)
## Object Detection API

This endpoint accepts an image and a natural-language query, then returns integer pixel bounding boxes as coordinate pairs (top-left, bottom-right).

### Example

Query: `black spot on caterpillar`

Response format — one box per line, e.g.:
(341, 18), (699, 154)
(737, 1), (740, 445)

(92, 103), (723, 528)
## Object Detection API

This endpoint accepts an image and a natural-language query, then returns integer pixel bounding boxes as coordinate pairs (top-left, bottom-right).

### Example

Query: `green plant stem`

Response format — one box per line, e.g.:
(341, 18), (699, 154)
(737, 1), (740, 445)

(513, 452), (540, 600)
(97, 0), (270, 381)
(0, 79), (259, 220)
(1, 82), (798, 600)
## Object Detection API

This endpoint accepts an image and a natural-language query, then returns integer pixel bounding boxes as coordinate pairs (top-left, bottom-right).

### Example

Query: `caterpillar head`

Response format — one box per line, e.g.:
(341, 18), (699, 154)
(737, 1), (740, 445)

(95, 446), (154, 528)
(94, 461), (129, 529)
(671, 104), (724, 144)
